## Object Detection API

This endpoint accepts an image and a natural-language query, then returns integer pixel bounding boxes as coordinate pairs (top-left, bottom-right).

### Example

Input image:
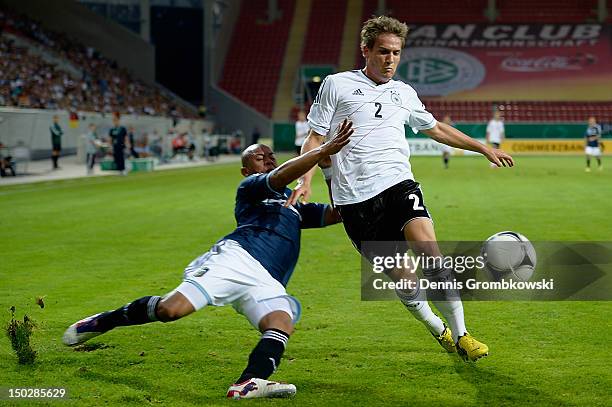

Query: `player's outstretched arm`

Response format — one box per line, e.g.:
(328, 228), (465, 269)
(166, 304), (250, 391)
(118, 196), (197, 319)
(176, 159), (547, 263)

(283, 130), (326, 205)
(270, 119), (353, 191)
(423, 122), (514, 167)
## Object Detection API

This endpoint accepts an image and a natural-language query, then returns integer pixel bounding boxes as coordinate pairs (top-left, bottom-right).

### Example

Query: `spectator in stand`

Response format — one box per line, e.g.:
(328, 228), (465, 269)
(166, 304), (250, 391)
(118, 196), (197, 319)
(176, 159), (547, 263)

(134, 133), (151, 158)
(0, 153), (15, 177)
(0, 141), (15, 177)
(171, 130), (186, 156)
(149, 131), (164, 162)
(230, 135), (242, 154)
(172, 132), (196, 160)
(294, 111), (309, 156)
(0, 8), (197, 118)
(50, 114), (63, 170)
(109, 113), (128, 175)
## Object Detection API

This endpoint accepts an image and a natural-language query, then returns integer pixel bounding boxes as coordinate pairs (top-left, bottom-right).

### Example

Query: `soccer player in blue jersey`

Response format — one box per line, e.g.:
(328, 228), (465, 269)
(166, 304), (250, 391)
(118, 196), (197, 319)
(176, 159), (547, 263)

(62, 120), (353, 399)
(585, 116), (603, 172)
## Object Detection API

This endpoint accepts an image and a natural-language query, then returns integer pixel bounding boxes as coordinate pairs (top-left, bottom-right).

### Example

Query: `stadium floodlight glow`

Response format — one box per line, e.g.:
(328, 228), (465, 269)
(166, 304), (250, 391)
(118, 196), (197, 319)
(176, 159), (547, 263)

(312, 76), (321, 83)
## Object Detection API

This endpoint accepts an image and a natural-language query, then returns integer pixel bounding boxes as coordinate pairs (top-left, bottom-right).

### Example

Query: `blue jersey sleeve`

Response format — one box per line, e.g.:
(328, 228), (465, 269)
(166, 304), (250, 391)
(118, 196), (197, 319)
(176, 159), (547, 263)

(237, 173), (284, 202)
(297, 202), (329, 229)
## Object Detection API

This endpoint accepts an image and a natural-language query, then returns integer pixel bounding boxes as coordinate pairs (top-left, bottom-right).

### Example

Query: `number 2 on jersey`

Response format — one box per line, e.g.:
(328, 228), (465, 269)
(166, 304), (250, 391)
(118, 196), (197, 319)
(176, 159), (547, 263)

(408, 193), (424, 210)
(374, 102), (382, 118)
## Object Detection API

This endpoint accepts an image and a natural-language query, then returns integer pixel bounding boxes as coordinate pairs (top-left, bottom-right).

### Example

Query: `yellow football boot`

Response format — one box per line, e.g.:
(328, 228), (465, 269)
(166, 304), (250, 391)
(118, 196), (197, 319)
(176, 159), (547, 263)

(457, 333), (489, 362)
(433, 325), (456, 353)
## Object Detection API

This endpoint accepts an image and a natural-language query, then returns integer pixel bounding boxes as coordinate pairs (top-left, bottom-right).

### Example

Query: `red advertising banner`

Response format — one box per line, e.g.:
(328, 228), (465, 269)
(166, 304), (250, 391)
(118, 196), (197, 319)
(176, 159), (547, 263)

(395, 24), (612, 100)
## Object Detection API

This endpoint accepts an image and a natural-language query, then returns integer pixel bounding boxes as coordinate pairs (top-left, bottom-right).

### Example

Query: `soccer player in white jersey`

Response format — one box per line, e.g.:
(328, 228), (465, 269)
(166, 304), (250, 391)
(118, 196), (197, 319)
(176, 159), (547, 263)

(62, 121), (353, 399)
(290, 16), (514, 362)
(486, 111), (505, 168)
(486, 110), (505, 149)
(295, 110), (310, 155)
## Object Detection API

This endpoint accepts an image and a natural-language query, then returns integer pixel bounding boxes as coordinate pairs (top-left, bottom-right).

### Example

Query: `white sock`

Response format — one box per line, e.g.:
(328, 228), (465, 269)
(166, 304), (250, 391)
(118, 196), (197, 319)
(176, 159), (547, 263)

(422, 266), (468, 343)
(432, 300), (466, 343)
(396, 288), (445, 335)
(407, 301), (446, 336)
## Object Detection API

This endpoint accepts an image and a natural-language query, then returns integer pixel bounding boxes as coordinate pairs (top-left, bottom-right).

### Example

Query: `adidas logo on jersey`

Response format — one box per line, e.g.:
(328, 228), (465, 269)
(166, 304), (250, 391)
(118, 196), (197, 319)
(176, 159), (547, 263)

(352, 89), (364, 96)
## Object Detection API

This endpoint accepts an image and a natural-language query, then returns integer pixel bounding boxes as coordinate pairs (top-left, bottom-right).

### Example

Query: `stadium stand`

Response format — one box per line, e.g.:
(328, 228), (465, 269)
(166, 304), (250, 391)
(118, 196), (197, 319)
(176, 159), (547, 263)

(496, 0), (599, 23)
(0, 7), (195, 118)
(383, 0), (488, 23)
(301, 0), (346, 65)
(219, 0), (295, 117)
(423, 100), (612, 123)
(211, 0), (612, 126)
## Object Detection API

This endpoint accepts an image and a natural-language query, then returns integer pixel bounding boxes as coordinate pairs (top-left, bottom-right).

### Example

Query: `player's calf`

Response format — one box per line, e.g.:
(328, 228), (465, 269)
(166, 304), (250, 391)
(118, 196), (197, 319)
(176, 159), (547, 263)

(62, 294), (195, 346)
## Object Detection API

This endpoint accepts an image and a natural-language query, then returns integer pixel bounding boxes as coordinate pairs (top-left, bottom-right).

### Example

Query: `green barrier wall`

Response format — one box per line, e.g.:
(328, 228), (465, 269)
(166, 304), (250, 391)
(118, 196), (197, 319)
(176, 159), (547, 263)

(453, 123), (588, 139)
(273, 122), (596, 151)
(273, 123), (297, 151)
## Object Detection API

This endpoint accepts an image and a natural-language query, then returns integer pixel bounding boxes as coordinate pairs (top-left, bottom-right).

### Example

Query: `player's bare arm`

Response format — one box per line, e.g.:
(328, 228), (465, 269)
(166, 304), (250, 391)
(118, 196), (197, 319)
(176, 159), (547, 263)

(270, 119), (352, 191)
(424, 122), (514, 167)
(301, 130), (325, 180)
(285, 130), (326, 205)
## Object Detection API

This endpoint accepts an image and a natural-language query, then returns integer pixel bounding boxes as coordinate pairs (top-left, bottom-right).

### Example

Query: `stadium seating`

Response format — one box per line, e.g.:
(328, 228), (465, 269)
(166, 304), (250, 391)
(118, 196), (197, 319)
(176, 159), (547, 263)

(220, 0), (609, 121)
(384, 0), (488, 23)
(496, 0), (599, 23)
(423, 100), (612, 123)
(360, 0), (487, 27)
(219, 0), (295, 117)
(301, 0), (346, 65)
(359, 0), (599, 24)
(0, 7), (194, 118)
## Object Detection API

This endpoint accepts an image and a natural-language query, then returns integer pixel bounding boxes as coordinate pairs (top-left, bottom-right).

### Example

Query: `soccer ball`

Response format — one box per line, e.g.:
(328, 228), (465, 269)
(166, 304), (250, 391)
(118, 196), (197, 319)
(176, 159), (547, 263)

(481, 231), (536, 282)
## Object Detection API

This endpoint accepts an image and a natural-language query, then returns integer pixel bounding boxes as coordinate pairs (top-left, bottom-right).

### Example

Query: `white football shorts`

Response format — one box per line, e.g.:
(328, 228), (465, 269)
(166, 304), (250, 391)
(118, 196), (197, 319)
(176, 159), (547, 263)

(585, 146), (601, 156)
(175, 239), (301, 328)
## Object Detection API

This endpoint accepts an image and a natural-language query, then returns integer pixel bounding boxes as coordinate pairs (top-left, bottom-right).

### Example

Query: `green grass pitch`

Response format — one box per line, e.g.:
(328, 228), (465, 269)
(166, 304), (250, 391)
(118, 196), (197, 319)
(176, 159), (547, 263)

(1, 155), (611, 406)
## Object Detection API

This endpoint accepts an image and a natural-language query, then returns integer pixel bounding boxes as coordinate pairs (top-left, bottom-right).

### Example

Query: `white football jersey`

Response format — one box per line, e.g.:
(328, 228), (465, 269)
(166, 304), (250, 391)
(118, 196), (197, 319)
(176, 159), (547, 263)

(486, 119), (505, 144)
(308, 70), (436, 205)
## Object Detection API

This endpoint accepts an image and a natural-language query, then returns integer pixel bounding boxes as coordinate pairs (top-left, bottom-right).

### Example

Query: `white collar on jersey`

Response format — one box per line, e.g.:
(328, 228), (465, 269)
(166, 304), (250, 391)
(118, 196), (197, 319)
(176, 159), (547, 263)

(359, 69), (392, 87)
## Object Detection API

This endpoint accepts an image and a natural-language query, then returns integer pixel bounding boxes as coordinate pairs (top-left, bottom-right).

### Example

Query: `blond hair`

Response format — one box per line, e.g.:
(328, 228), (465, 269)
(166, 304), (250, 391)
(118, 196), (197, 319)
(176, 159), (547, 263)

(360, 16), (409, 49)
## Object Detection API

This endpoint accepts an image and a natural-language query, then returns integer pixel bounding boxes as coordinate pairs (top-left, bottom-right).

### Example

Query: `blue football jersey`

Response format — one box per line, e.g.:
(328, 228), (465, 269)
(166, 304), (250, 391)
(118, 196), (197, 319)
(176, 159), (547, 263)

(223, 172), (329, 286)
(585, 124), (602, 147)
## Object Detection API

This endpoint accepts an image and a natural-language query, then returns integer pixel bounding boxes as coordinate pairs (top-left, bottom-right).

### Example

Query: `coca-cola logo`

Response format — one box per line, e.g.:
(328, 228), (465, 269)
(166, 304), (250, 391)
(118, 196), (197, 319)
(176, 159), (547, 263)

(501, 54), (597, 72)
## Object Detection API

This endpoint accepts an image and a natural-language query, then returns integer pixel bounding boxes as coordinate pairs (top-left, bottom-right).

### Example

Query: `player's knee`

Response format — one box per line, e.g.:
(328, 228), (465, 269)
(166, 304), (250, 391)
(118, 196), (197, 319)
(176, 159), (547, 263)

(259, 311), (294, 335)
(155, 302), (178, 322)
(156, 298), (192, 322)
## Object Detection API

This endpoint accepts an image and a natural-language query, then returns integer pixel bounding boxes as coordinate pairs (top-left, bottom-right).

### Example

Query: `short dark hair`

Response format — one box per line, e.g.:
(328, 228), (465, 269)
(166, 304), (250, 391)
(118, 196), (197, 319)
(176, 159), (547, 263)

(241, 144), (266, 167)
(360, 16), (409, 49)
